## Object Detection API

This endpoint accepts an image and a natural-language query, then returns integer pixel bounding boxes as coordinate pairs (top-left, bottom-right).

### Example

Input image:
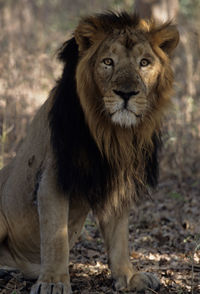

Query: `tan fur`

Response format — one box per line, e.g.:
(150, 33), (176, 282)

(0, 12), (179, 294)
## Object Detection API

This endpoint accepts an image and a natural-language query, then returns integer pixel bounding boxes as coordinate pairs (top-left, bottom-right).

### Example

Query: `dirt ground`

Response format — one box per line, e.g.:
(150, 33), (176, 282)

(0, 177), (199, 294)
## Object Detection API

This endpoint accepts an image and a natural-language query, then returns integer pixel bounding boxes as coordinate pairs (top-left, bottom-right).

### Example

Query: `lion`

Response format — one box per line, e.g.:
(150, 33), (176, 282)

(0, 12), (179, 294)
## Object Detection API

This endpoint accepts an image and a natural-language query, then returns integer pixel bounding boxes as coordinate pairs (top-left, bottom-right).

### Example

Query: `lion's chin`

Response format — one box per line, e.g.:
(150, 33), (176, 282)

(111, 109), (138, 127)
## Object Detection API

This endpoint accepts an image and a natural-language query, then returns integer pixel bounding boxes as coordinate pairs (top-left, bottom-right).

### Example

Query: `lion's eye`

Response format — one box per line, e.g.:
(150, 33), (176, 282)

(140, 58), (150, 67)
(103, 58), (114, 66)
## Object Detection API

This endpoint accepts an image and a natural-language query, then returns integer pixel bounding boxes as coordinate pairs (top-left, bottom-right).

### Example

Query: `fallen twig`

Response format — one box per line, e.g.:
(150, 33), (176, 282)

(147, 287), (159, 294)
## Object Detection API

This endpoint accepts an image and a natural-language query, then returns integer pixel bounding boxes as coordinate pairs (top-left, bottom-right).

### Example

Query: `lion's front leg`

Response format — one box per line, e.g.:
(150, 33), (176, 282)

(30, 167), (71, 294)
(98, 209), (160, 292)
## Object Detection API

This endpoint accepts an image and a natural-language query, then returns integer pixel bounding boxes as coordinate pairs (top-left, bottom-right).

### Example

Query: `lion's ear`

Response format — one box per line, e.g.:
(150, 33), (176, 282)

(75, 18), (104, 52)
(150, 22), (179, 56)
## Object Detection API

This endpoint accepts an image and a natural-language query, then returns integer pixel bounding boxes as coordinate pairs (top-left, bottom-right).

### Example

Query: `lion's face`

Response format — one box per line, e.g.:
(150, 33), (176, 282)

(74, 13), (179, 137)
(94, 33), (161, 127)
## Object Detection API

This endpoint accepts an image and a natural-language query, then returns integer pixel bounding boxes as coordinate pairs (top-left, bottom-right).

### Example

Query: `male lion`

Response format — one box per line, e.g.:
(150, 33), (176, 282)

(0, 12), (179, 293)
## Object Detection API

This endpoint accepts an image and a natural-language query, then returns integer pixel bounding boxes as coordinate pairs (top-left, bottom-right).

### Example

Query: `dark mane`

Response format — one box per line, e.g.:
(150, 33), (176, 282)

(48, 23), (161, 210)
(144, 133), (162, 188)
(49, 38), (116, 208)
(91, 11), (140, 32)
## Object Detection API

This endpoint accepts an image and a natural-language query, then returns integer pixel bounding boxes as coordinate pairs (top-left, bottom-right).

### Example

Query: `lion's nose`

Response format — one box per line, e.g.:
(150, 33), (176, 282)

(113, 90), (140, 101)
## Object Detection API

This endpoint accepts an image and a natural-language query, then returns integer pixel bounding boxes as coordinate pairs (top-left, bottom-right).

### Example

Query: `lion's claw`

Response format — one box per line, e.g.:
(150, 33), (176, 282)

(30, 282), (71, 294)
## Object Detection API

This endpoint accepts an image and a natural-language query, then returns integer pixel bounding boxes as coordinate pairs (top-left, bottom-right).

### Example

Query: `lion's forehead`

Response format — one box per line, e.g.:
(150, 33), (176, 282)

(102, 33), (155, 59)
(102, 36), (155, 64)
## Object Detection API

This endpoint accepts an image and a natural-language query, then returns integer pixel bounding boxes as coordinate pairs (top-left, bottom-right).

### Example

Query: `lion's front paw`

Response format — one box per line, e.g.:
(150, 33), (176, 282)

(30, 282), (72, 294)
(113, 272), (160, 293)
(128, 272), (160, 292)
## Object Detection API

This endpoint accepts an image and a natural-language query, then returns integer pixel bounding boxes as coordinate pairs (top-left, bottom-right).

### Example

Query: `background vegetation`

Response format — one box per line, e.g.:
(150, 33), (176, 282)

(0, 0), (199, 293)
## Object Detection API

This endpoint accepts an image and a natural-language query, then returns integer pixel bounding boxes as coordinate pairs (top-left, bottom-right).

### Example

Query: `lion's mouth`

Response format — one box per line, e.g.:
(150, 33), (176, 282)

(110, 108), (142, 118)
(128, 109), (142, 118)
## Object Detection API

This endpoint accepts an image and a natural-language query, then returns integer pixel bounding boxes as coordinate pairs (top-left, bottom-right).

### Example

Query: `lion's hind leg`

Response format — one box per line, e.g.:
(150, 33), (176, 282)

(0, 209), (7, 244)
(0, 208), (14, 269)
(0, 210), (40, 279)
(0, 243), (40, 283)
(0, 243), (17, 269)
(0, 208), (18, 272)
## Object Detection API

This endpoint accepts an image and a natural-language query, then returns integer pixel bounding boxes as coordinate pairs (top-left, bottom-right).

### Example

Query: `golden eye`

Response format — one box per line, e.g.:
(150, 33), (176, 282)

(103, 58), (114, 66)
(140, 58), (150, 67)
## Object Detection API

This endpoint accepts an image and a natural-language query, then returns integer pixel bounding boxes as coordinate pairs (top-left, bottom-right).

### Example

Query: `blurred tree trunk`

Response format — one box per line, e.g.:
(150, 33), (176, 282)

(134, 0), (179, 21)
